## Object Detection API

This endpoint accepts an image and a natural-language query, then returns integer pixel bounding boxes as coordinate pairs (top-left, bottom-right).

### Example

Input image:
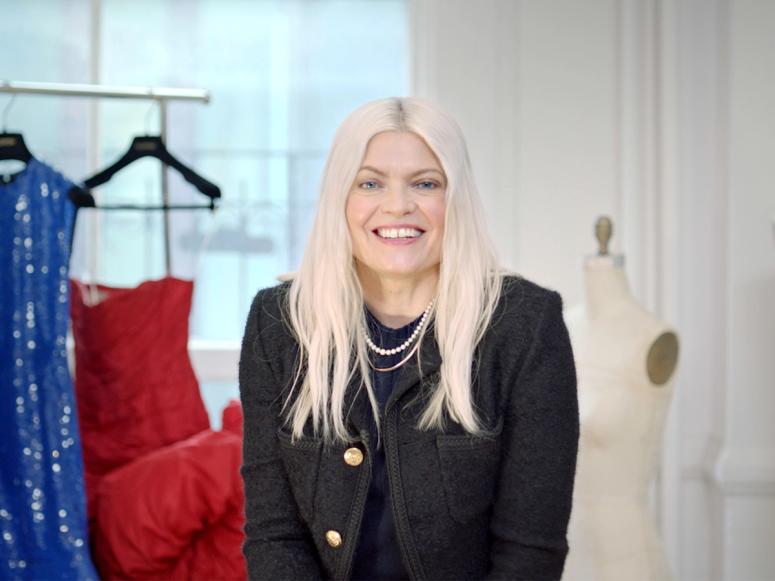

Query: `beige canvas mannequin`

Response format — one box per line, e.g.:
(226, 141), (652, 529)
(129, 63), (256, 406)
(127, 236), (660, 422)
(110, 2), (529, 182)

(561, 217), (679, 581)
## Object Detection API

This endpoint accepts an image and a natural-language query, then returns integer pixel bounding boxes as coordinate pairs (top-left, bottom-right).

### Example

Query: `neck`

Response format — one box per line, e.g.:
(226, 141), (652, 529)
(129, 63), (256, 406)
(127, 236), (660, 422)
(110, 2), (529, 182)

(583, 255), (633, 318)
(357, 265), (438, 328)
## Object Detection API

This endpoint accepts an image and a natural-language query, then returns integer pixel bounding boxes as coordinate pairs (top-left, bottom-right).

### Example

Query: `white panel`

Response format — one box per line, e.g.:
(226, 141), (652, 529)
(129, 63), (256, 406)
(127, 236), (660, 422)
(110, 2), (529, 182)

(724, 496), (775, 581)
(680, 478), (715, 581)
(667, 0), (730, 578)
(517, 0), (618, 300)
(720, 1), (775, 578)
(725, 0), (775, 452)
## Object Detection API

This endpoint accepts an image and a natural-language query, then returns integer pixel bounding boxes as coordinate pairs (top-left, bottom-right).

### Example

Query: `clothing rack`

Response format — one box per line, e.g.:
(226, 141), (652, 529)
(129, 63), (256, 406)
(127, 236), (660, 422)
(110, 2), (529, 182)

(0, 80), (212, 275)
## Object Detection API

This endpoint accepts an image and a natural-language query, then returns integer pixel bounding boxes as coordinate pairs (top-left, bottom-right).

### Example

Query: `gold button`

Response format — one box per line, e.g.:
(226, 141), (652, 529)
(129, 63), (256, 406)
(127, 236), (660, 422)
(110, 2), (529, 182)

(325, 530), (342, 548)
(343, 447), (364, 467)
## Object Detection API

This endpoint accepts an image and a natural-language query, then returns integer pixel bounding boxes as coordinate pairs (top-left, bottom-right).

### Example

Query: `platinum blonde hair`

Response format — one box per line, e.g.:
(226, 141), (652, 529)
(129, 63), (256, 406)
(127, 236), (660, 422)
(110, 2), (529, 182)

(285, 96), (503, 443)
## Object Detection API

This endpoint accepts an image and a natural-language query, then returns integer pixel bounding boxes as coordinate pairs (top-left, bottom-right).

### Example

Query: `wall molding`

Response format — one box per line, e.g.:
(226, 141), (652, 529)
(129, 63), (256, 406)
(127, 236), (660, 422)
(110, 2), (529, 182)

(707, 442), (775, 496)
(684, 435), (775, 497)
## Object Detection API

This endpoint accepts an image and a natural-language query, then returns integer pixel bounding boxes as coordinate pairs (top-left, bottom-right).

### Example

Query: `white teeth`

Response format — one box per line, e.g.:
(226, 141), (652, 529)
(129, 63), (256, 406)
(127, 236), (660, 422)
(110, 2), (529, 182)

(376, 227), (423, 239)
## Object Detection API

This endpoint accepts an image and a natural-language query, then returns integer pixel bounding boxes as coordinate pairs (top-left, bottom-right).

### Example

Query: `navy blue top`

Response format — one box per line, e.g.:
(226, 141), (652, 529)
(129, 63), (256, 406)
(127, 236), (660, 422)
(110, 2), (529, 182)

(351, 307), (425, 581)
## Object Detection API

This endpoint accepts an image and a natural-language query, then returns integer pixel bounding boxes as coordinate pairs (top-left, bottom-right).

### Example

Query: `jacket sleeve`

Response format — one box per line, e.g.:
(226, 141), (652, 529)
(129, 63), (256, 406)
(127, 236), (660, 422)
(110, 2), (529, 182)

(486, 290), (580, 581)
(239, 289), (324, 580)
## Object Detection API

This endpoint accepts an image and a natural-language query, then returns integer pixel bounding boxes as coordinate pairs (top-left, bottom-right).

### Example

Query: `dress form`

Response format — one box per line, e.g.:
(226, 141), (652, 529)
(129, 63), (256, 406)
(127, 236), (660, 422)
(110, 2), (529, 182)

(561, 217), (679, 581)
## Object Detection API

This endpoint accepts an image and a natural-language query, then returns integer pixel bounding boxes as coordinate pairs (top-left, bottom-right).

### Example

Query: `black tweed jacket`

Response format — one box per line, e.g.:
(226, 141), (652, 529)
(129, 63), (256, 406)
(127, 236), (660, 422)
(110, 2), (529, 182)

(239, 275), (579, 580)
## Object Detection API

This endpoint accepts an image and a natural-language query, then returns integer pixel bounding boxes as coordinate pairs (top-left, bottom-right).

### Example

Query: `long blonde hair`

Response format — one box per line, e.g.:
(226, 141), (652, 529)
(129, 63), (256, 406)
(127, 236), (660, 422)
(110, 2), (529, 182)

(285, 96), (502, 443)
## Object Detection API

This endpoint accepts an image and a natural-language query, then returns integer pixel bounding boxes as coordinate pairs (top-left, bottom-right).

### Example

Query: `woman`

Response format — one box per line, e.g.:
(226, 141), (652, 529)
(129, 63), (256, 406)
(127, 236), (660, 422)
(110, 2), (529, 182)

(239, 97), (579, 580)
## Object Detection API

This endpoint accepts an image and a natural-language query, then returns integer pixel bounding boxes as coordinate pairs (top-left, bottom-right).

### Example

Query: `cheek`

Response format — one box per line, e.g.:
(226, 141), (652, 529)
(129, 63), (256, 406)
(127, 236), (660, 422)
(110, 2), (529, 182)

(345, 199), (361, 238)
(427, 201), (445, 259)
(426, 200), (446, 233)
(345, 197), (372, 259)
(345, 196), (370, 229)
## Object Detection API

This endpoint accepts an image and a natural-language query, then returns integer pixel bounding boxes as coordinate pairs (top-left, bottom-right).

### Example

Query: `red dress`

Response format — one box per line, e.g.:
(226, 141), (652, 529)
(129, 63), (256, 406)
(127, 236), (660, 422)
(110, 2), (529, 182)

(71, 278), (246, 579)
(69, 276), (210, 515)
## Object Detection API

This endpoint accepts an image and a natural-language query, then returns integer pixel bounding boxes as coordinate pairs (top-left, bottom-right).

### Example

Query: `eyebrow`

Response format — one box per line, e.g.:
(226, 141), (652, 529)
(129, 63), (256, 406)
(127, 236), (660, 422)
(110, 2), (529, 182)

(358, 165), (444, 179)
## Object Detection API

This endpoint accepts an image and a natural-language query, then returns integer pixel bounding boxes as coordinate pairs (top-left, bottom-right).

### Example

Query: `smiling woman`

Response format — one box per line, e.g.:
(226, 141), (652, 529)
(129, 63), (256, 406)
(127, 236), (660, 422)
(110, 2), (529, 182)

(239, 97), (580, 580)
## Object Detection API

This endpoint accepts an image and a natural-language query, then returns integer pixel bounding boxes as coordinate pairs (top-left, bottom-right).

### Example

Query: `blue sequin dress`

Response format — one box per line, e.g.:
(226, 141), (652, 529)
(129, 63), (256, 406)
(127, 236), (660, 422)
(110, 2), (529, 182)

(0, 159), (98, 579)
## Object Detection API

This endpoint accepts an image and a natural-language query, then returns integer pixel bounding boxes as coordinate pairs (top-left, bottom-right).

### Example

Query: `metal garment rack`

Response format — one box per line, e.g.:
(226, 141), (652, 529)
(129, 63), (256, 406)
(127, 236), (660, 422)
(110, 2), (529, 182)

(0, 80), (212, 275)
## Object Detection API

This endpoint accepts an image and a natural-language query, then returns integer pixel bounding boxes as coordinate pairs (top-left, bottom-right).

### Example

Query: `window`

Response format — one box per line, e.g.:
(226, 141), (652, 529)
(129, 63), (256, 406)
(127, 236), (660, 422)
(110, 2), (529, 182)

(3, 0), (409, 425)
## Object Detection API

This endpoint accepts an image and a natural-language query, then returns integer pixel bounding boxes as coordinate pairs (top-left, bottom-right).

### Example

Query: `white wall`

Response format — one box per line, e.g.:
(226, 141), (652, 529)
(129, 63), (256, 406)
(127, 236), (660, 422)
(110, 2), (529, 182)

(716, 0), (775, 579)
(410, 0), (775, 579)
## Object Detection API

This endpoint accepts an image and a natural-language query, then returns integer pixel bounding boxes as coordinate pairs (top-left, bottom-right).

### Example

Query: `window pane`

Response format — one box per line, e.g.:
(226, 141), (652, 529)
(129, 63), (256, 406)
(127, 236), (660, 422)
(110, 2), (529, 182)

(92, 0), (410, 340)
(0, 0), (91, 178)
(200, 381), (239, 430)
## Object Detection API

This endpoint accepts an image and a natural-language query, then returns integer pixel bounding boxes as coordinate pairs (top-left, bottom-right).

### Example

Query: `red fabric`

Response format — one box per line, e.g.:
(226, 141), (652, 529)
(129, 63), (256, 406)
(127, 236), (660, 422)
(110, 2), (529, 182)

(93, 426), (246, 580)
(221, 399), (243, 437)
(70, 276), (210, 516)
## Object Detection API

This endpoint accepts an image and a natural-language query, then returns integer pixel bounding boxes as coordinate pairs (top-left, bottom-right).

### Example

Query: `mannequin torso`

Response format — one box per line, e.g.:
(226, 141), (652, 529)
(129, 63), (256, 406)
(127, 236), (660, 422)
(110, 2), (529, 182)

(561, 256), (678, 581)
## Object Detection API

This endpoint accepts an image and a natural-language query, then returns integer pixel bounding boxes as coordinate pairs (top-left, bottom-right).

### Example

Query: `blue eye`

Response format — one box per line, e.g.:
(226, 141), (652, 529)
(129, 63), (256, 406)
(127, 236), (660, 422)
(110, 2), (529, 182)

(360, 180), (379, 190)
(416, 180), (438, 190)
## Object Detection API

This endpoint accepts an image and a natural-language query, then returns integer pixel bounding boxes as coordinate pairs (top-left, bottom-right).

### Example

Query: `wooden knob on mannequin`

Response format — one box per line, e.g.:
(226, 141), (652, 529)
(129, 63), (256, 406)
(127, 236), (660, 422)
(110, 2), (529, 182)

(595, 216), (613, 256)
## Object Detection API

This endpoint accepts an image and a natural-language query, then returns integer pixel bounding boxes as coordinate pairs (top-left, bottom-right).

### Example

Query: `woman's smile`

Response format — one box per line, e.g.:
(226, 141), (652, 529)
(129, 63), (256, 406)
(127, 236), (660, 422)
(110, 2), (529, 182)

(372, 223), (426, 245)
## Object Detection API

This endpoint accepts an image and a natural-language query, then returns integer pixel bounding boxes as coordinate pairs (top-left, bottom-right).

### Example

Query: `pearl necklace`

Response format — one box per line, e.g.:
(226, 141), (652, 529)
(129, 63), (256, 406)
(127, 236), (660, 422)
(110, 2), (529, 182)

(363, 299), (434, 356)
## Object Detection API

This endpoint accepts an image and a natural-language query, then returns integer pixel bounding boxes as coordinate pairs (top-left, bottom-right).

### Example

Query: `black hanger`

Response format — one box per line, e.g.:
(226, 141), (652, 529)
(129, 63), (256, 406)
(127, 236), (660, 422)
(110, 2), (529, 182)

(0, 131), (93, 207)
(0, 130), (95, 258)
(77, 135), (220, 210)
(0, 132), (32, 162)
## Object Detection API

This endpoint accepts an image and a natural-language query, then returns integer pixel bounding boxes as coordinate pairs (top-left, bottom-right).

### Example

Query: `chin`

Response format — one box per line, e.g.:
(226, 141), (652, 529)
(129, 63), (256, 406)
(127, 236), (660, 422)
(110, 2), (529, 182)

(374, 264), (438, 279)
(355, 255), (440, 280)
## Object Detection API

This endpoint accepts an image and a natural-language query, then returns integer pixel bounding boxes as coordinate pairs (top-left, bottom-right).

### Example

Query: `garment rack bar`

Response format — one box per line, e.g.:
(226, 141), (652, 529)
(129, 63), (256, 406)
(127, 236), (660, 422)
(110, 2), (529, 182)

(1, 80), (212, 276)
(0, 81), (210, 103)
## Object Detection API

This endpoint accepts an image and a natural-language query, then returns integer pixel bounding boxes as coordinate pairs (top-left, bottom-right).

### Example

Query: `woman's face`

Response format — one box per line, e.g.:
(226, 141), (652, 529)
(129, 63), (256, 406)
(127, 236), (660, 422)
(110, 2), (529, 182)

(346, 131), (447, 284)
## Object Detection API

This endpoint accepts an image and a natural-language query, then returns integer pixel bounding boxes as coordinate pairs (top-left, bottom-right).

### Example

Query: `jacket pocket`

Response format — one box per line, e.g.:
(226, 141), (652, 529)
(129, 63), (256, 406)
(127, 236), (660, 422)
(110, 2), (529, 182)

(276, 427), (322, 524)
(436, 419), (503, 523)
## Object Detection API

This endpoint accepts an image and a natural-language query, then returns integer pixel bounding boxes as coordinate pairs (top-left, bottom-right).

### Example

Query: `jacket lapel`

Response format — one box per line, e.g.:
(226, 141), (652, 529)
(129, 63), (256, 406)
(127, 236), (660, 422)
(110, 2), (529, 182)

(344, 368), (369, 438)
(385, 325), (442, 415)
(345, 324), (443, 437)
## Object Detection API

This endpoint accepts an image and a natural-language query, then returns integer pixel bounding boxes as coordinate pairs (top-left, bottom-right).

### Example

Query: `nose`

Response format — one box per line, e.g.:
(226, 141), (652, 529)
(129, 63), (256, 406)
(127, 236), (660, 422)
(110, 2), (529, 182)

(381, 184), (415, 215)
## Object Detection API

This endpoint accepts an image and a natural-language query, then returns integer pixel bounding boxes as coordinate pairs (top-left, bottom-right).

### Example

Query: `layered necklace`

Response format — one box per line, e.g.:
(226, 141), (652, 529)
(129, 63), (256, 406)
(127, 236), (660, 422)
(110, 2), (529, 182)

(363, 299), (434, 372)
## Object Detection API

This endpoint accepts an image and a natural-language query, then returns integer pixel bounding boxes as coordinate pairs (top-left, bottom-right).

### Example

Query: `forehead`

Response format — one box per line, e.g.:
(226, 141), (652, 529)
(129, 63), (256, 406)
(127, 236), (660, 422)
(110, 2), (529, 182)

(360, 131), (443, 172)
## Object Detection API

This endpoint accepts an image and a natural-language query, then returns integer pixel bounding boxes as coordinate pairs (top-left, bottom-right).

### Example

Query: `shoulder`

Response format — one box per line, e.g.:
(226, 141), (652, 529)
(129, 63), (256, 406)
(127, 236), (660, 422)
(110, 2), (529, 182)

(478, 272), (569, 366)
(249, 280), (291, 319)
(494, 272), (565, 331)
(244, 281), (294, 347)
(241, 281), (298, 394)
